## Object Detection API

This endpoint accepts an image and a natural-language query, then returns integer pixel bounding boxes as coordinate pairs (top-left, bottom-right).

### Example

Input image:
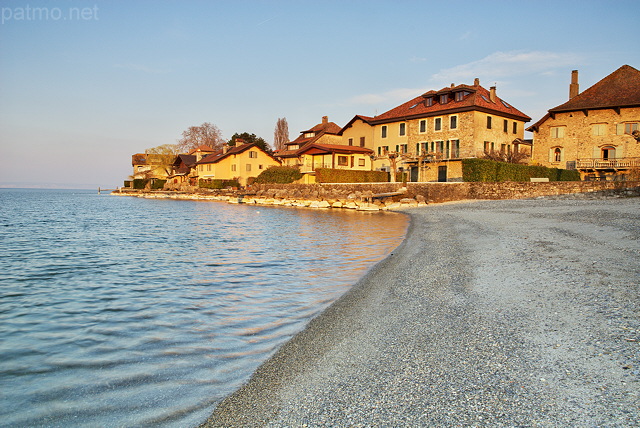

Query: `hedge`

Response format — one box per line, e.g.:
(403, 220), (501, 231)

(315, 168), (395, 183)
(254, 166), (303, 184)
(462, 159), (580, 182)
(198, 179), (240, 189)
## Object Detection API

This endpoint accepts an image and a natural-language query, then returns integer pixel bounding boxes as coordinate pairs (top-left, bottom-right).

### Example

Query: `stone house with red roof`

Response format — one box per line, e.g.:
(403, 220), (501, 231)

(275, 116), (374, 183)
(196, 139), (280, 187)
(340, 79), (531, 182)
(528, 65), (640, 180)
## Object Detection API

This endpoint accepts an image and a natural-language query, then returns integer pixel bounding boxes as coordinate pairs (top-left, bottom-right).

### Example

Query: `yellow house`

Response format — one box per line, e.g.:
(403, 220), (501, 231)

(341, 79), (531, 182)
(528, 65), (640, 180)
(274, 116), (373, 182)
(196, 139), (281, 187)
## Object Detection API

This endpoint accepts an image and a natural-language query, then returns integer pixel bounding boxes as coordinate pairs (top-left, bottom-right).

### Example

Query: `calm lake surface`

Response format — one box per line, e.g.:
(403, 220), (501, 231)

(0, 189), (408, 427)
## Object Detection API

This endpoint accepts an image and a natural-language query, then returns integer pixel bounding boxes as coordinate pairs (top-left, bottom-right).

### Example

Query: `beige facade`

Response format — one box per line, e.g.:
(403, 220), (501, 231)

(341, 82), (530, 182)
(197, 143), (281, 186)
(529, 66), (640, 180)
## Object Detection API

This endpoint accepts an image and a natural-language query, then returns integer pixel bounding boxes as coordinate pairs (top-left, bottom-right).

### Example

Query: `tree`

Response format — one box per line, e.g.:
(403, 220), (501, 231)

(142, 144), (180, 178)
(273, 117), (289, 152)
(229, 132), (272, 154)
(177, 122), (224, 152)
(482, 148), (529, 164)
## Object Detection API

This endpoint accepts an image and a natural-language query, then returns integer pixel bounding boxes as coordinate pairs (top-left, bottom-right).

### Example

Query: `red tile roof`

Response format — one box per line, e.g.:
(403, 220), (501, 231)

(370, 83), (531, 123)
(297, 143), (373, 156)
(549, 65), (640, 113)
(338, 115), (375, 135)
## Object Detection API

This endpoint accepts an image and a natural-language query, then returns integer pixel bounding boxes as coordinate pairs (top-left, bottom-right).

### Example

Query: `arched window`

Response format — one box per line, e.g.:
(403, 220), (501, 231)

(554, 148), (562, 162)
(602, 146), (615, 160)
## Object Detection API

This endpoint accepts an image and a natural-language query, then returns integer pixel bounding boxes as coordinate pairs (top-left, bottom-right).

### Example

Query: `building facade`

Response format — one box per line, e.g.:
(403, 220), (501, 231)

(340, 79), (531, 182)
(528, 65), (640, 180)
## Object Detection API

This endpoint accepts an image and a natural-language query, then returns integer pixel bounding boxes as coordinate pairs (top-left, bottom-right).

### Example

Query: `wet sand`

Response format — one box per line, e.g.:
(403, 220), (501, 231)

(201, 197), (640, 427)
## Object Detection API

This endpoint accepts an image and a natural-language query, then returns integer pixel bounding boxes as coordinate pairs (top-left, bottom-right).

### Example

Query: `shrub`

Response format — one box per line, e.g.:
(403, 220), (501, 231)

(133, 179), (147, 189)
(315, 168), (390, 183)
(151, 179), (166, 190)
(198, 179), (240, 189)
(462, 158), (580, 182)
(254, 166), (303, 184)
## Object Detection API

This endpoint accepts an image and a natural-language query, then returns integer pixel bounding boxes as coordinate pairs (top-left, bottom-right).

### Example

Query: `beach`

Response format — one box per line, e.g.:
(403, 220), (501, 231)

(201, 197), (640, 427)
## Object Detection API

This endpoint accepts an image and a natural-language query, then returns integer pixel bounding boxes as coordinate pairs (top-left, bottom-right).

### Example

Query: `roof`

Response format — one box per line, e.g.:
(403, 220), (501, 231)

(301, 121), (342, 135)
(370, 83), (531, 123)
(197, 142), (280, 165)
(188, 145), (216, 155)
(338, 115), (375, 135)
(527, 65), (640, 131)
(549, 65), (640, 113)
(297, 143), (373, 156)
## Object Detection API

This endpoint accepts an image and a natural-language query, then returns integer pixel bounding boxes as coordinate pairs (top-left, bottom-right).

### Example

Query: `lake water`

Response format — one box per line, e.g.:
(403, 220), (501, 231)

(0, 189), (408, 427)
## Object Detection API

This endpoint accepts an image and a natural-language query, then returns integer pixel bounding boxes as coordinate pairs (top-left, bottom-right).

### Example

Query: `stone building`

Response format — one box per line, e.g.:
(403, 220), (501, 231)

(528, 65), (640, 180)
(340, 79), (531, 182)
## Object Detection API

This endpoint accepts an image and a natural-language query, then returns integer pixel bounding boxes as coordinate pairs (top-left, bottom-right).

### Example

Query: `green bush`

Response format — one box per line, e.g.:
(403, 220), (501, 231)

(151, 179), (166, 190)
(462, 159), (580, 182)
(198, 179), (240, 189)
(315, 168), (390, 183)
(123, 180), (132, 188)
(254, 166), (303, 184)
(133, 179), (147, 189)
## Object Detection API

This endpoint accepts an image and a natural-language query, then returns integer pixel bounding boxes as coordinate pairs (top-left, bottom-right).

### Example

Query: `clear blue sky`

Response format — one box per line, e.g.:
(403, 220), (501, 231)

(1, 0), (638, 188)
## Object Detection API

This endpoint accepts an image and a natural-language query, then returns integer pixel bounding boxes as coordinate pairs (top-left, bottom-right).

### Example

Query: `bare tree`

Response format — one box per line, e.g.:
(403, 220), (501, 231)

(177, 122), (224, 152)
(482, 148), (530, 164)
(273, 117), (289, 152)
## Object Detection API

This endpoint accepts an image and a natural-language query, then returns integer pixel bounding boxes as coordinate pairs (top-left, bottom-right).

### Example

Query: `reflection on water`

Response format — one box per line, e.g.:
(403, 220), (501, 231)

(0, 189), (408, 427)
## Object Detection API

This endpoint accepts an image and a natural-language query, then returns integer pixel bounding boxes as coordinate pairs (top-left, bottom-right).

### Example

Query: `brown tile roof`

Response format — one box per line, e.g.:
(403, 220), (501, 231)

(297, 143), (373, 156)
(370, 83), (531, 123)
(548, 65), (640, 113)
(338, 115), (375, 135)
(188, 145), (216, 154)
(301, 121), (342, 135)
(197, 143), (280, 165)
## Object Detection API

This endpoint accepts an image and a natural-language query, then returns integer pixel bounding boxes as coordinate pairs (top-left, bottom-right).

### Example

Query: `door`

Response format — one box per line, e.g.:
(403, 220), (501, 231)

(438, 165), (447, 182)
(410, 166), (419, 182)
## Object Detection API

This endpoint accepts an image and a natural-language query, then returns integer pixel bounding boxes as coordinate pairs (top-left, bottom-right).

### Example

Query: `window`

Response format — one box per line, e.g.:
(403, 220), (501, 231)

(381, 126), (387, 138)
(436, 141), (444, 153)
(501, 144), (506, 153)
(551, 126), (565, 138)
(259, 164), (263, 170)
(207, 164), (211, 171)
(400, 144), (408, 154)
(425, 97), (433, 107)
(246, 164), (251, 171)
(451, 140), (460, 158)
(602, 146), (616, 160)
(249, 151), (257, 158)
(503, 119), (508, 133)
(338, 156), (348, 166)
(450, 115), (458, 130)
(484, 141), (491, 152)
(348, 138), (353, 146)
(399, 123), (406, 136)
(358, 158), (365, 167)
(513, 122), (518, 134)
(378, 146), (389, 156)
(440, 94), (448, 104)
(617, 122), (640, 134)
(592, 124), (606, 136)
(360, 137), (365, 147)
(454, 92), (464, 102)
(231, 164), (237, 172)
(445, 140), (450, 158)
(554, 148), (562, 162)
(435, 117), (442, 131)
(419, 119), (426, 133)
(487, 116), (492, 129)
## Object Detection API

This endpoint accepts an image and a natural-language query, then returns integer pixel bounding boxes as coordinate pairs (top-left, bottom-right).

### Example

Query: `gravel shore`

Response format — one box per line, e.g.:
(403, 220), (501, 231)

(201, 197), (640, 427)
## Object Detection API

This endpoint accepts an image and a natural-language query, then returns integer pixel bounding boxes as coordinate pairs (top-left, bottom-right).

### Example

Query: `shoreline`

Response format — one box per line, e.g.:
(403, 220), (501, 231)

(200, 197), (639, 427)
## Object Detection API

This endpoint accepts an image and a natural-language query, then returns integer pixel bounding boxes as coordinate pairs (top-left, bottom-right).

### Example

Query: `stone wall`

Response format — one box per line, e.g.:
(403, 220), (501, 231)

(116, 181), (640, 211)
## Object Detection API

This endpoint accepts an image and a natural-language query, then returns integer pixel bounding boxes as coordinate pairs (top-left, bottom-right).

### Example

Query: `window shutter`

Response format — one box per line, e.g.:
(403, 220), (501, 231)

(560, 148), (564, 162)
(616, 145), (624, 159)
(548, 148), (553, 163)
(593, 146), (600, 158)
(616, 124), (624, 135)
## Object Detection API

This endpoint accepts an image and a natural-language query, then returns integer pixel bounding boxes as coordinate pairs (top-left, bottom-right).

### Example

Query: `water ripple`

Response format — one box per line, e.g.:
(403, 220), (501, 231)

(0, 189), (407, 427)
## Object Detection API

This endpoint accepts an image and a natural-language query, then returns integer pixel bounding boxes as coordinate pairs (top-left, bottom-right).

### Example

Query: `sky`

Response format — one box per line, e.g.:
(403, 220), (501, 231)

(1, 0), (639, 189)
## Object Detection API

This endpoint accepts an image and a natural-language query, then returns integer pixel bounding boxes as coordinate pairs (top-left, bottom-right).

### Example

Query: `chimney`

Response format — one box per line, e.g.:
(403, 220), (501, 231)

(474, 77), (480, 86)
(569, 70), (579, 99)
(450, 83), (455, 88)
(489, 86), (497, 103)
(235, 137), (245, 147)
(222, 145), (229, 154)
(322, 116), (328, 125)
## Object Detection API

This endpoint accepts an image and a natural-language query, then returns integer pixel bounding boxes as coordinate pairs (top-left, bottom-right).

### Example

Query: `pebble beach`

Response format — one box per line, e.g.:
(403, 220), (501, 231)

(201, 197), (640, 427)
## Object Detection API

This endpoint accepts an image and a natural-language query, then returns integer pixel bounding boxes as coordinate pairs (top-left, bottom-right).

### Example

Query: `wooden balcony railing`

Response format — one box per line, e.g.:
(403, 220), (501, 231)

(575, 158), (640, 170)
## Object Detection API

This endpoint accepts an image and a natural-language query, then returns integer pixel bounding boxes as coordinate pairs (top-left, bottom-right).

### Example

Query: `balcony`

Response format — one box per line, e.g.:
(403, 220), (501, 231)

(575, 158), (640, 170)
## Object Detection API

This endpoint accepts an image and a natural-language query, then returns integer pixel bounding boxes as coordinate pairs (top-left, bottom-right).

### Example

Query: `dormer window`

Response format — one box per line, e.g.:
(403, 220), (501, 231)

(440, 94), (448, 104)
(304, 132), (315, 138)
(454, 91), (470, 102)
(425, 97), (433, 107)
